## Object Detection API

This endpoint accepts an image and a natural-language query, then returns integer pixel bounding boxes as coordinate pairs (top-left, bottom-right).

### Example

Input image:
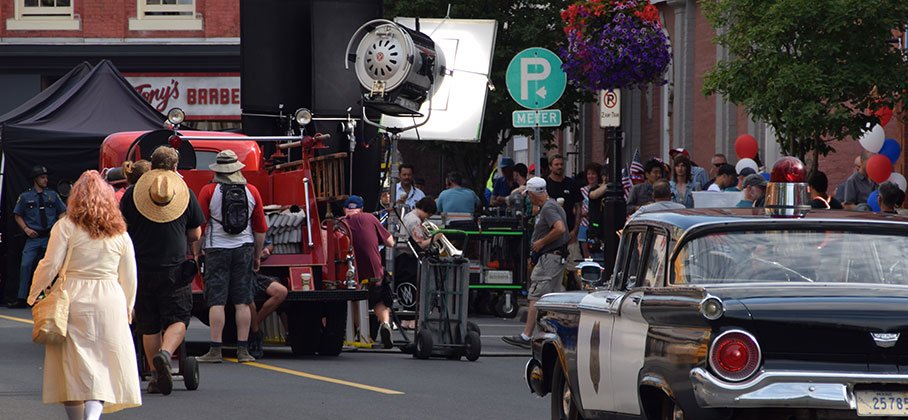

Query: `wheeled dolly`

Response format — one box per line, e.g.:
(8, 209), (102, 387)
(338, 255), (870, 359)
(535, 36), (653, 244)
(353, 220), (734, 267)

(134, 331), (200, 391)
(409, 254), (481, 361)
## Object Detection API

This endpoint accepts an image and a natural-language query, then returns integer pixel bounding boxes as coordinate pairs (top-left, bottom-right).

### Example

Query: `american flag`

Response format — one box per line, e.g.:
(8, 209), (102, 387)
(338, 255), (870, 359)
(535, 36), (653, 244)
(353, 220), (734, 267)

(621, 168), (633, 200)
(629, 148), (644, 183)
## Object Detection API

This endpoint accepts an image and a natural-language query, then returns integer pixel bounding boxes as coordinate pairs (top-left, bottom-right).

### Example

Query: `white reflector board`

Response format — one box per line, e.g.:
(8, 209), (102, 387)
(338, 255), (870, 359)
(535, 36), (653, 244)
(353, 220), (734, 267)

(381, 18), (497, 143)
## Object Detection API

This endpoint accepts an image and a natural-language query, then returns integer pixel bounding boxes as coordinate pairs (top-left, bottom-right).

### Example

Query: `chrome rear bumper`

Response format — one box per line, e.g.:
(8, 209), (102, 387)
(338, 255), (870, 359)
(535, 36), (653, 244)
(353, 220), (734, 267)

(691, 367), (908, 410)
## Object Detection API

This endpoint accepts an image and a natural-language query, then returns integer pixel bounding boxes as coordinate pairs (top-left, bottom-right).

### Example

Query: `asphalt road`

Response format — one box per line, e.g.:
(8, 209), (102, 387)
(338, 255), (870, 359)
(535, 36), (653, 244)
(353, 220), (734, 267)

(0, 307), (547, 419)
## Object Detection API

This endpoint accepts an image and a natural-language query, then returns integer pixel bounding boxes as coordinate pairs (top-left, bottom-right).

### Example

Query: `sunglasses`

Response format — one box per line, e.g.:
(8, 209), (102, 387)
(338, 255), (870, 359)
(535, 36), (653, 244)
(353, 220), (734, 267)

(713, 162), (726, 168)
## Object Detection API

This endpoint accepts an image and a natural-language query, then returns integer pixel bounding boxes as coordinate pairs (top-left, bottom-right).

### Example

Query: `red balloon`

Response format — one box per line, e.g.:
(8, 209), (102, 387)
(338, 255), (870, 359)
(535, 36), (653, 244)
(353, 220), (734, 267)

(866, 154), (894, 184)
(875, 107), (893, 126)
(735, 134), (759, 159)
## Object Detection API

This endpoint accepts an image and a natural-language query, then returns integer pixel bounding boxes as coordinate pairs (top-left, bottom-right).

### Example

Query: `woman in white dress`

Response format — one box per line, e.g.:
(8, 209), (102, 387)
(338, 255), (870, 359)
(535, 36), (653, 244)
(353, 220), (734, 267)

(28, 170), (141, 419)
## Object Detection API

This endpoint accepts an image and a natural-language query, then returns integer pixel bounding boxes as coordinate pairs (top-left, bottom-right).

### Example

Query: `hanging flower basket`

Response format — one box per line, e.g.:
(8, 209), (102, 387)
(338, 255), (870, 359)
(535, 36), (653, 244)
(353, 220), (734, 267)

(560, 0), (672, 92)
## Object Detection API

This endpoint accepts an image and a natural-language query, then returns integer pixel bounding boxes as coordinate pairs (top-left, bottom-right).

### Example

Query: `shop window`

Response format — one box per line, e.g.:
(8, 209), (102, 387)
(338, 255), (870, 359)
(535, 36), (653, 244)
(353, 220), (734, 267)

(7, 0), (80, 31)
(129, 0), (203, 31)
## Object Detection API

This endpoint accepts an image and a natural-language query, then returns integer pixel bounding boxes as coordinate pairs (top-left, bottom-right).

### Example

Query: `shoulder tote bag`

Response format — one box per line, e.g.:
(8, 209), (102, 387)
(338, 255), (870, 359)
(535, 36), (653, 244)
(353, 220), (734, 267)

(31, 238), (75, 345)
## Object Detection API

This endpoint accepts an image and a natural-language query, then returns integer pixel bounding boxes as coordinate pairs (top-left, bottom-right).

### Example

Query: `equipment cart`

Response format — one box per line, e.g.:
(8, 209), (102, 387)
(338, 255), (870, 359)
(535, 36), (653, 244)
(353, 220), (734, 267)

(398, 228), (481, 361)
(447, 217), (529, 318)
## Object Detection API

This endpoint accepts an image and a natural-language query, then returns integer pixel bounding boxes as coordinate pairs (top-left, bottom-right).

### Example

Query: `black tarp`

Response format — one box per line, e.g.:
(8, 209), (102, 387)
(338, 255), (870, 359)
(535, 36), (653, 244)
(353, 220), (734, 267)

(0, 60), (165, 301)
(0, 62), (93, 125)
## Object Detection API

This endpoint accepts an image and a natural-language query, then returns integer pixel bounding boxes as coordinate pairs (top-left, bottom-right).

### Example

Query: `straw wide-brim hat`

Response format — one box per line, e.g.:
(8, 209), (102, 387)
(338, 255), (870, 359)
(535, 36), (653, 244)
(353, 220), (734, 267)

(133, 169), (190, 223)
(209, 149), (246, 174)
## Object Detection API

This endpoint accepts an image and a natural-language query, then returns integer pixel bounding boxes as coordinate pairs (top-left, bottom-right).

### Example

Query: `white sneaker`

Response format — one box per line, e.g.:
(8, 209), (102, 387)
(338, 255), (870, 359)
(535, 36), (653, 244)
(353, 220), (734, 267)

(380, 323), (393, 349)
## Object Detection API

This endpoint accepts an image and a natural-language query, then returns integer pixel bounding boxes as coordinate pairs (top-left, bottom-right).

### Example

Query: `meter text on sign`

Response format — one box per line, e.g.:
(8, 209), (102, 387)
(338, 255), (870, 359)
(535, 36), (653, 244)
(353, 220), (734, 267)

(513, 110), (562, 128)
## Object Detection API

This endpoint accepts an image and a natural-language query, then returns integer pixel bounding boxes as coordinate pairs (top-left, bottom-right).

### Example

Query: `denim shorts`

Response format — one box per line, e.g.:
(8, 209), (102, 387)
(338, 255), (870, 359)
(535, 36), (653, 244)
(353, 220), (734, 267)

(203, 244), (255, 306)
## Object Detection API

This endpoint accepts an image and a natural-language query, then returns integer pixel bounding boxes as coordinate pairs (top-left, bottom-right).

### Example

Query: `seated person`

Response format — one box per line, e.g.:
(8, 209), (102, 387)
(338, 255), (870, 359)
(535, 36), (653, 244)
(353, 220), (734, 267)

(436, 171), (481, 216)
(247, 242), (288, 359)
(402, 197), (437, 250)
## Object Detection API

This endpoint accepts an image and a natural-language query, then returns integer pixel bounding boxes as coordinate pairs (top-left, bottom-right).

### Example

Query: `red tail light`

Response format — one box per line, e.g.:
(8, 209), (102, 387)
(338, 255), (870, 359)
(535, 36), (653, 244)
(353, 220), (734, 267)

(709, 330), (761, 382)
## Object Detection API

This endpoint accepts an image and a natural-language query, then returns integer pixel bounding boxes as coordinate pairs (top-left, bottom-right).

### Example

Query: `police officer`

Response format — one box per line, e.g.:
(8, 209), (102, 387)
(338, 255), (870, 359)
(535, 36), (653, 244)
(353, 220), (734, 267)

(9, 165), (66, 308)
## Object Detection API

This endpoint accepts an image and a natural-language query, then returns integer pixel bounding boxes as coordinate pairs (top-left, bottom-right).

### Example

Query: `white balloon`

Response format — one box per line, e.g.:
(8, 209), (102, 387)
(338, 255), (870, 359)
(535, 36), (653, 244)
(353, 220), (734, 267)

(735, 158), (758, 174)
(888, 172), (907, 192)
(859, 124), (885, 153)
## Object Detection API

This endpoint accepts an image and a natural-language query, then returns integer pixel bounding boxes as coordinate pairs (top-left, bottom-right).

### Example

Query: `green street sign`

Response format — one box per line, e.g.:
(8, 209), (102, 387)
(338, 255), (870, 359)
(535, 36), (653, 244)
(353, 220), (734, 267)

(512, 109), (562, 128)
(505, 47), (566, 110)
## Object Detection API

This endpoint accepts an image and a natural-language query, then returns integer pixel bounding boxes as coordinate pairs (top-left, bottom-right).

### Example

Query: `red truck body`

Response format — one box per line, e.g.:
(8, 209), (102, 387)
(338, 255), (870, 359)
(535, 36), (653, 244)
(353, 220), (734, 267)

(100, 129), (363, 356)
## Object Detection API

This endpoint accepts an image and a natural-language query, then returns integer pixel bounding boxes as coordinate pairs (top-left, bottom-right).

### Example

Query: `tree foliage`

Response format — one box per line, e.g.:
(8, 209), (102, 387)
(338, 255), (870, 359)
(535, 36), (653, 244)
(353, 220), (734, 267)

(701, 0), (908, 167)
(384, 0), (594, 190)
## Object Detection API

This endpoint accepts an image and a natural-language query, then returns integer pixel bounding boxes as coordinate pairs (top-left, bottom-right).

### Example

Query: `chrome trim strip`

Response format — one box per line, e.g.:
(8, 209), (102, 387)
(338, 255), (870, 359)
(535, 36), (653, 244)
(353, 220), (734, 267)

(535, 302), (581, 313)
(707, 329), (762, 382)
(691, 367), (908, 409)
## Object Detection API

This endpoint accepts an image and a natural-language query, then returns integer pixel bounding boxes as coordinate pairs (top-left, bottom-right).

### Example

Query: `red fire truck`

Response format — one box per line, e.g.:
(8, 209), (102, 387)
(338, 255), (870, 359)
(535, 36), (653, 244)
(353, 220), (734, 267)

(100, 113), (364, 357)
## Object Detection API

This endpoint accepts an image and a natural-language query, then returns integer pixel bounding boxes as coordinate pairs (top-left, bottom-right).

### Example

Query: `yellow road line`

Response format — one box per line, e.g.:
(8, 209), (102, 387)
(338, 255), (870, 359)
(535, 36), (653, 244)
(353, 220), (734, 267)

(0, 314), (33, 324)
(223, 357), (404, 395)
(0, 313), (403, 396)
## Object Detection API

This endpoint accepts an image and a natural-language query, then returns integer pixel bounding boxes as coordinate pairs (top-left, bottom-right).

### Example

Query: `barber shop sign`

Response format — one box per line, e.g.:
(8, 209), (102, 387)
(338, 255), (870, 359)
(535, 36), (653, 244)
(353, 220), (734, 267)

(124, 73), (241, 120)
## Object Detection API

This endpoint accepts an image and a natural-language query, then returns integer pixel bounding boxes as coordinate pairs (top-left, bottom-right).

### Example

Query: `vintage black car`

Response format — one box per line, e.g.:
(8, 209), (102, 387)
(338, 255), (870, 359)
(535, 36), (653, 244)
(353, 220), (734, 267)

(525, 208), (908, 419)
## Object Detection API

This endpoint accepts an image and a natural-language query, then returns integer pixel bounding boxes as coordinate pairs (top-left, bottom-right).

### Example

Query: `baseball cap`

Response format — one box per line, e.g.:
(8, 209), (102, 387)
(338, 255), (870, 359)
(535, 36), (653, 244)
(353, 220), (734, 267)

(742, 173), (767, 189)
(499, 156), (515, 169)
(524, 177), (547, 195)
(738, 167), (757, 177)
(344, 195), (364, 209)
(669, 148), (690, 157)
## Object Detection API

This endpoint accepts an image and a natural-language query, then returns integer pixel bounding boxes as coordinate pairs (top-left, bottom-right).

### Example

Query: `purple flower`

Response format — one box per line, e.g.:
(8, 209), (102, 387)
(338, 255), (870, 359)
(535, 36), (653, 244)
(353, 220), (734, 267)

(560, 3), (671, 91)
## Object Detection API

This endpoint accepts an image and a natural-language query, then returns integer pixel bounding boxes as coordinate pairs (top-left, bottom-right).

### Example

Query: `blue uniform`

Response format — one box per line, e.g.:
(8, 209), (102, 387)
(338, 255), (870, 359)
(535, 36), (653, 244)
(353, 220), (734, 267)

(492, 176), (517, 206)
(14, 188), (66, 300)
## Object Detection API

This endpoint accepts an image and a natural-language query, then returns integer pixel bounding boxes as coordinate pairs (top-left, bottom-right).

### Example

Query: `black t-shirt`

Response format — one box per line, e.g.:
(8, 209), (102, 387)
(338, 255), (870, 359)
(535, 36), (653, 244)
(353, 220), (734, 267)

(810, 196), (844, 210)
(546, 176), (582, 231)
(121, 185), (205, 268)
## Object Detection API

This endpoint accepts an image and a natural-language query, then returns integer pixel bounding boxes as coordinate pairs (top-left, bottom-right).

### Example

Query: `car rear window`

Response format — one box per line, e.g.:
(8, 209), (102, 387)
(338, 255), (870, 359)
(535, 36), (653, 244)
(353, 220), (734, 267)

(674, 230), (908, 285)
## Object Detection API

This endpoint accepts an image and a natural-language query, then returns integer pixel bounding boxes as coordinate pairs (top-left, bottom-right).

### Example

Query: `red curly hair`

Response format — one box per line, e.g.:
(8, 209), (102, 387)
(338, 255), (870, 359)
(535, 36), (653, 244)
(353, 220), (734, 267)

(67, 170), (126, 239)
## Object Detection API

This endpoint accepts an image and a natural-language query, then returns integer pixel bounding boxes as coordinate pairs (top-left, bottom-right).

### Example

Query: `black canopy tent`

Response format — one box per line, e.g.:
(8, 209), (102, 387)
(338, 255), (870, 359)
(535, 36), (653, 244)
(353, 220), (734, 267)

(0, 62), (93, 125)
(0, 59), (164, 302)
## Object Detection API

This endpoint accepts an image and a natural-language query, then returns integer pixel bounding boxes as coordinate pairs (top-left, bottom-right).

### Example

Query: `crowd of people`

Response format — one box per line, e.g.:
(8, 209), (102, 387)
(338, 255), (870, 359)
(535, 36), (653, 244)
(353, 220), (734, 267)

(9, 142), (907, 417)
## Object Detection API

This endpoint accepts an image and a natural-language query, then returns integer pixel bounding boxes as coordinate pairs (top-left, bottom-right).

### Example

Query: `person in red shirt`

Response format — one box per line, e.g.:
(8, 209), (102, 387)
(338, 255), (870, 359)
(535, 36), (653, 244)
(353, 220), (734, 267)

(342, 195), (396, 348)
(194, 150), (268, 363)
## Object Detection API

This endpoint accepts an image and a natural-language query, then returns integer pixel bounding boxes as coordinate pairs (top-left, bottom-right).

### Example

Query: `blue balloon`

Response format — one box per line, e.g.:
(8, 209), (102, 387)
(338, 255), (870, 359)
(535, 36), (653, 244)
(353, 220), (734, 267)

(761, 172), (771, 181)
(880, 138), (901, 164)
(867, 190), (881, 212)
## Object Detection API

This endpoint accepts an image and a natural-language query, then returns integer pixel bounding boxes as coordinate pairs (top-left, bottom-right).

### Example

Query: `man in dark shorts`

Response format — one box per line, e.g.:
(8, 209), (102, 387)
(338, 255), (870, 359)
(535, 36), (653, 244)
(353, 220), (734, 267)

(247, 242), (288, 359)
(503, 177), (568, 349)
(342, 195), (396, 348)
(196, 150), (268, 363)
(121, 146), (205, 395)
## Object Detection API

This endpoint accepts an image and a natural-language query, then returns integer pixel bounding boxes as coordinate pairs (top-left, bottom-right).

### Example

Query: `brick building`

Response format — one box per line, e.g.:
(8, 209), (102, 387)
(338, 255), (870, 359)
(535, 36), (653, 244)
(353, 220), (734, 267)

(0, 0), (241, 125)
(2, 1), (905, 193)
(543, 0), (906, 194)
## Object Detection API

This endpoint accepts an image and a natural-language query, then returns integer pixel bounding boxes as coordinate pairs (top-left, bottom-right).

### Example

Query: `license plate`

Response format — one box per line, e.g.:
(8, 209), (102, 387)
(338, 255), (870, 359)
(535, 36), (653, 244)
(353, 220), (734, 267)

(856, 390), (908, 416)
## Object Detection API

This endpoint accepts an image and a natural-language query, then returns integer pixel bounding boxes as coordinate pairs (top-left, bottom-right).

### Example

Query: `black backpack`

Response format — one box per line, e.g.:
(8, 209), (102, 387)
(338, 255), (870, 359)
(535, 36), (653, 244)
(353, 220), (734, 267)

(212, 183), (249, 234)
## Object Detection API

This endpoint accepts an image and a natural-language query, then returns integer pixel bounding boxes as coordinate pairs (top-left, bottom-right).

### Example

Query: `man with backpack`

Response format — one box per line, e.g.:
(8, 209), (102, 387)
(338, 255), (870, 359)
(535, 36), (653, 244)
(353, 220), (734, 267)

(195, 150), (268, 363)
